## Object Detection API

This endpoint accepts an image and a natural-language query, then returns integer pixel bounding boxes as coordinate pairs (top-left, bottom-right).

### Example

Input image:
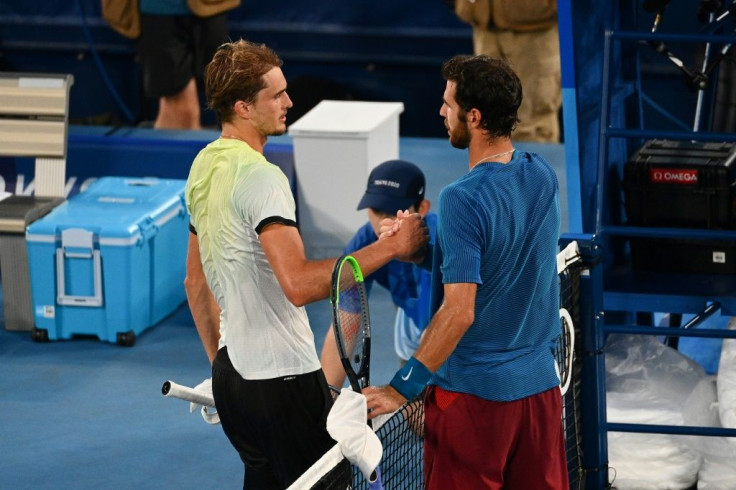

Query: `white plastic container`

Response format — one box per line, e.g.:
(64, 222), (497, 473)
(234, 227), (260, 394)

(289, 100), (404, 258)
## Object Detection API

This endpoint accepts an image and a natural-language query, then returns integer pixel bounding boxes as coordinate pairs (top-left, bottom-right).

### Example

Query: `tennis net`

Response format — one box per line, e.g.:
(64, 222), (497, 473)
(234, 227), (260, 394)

(292, 241), (586, 489)
(287, 395), (425, 490)
(558, 241), (586, 489)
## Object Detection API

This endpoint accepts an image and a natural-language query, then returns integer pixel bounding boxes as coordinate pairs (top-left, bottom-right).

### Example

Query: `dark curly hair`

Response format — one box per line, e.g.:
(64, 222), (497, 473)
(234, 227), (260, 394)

(441, 55), (522, 138)
(204, 40), (283, 124)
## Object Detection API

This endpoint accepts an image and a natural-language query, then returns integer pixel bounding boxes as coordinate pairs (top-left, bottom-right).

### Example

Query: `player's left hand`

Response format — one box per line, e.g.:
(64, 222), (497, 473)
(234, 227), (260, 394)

(378, 209), (410, 240)
(378, 217), (398, 239)
(378, 209), (410, 239)
(190, 377), (220, 425)
(362, 385), (406, 419)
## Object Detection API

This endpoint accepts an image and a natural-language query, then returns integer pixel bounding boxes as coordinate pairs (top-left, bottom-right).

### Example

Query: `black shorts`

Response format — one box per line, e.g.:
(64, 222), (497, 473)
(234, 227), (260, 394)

(212, 347), (346, 489)
(138, 13), (229, 98)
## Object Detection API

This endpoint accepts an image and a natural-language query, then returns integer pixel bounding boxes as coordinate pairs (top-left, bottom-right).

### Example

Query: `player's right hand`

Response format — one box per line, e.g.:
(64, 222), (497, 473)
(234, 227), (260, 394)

(363, 385), (406, 419)
(391, 211), (429, 263)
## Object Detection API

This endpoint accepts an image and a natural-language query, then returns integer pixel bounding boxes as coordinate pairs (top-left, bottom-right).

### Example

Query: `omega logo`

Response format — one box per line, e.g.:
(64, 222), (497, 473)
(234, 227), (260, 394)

(649, 168), (698, 184)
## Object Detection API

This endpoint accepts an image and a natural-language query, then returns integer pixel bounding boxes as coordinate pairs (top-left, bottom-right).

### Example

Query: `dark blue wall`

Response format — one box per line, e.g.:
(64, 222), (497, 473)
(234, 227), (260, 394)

(3, 0), (731, 210)
(0, 0), (473, 137)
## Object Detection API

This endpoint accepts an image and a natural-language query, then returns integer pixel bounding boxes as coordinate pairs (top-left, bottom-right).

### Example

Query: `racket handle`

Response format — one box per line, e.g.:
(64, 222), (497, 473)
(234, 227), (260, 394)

(368, 465), (383, 489)
(161, 380), (215, 407)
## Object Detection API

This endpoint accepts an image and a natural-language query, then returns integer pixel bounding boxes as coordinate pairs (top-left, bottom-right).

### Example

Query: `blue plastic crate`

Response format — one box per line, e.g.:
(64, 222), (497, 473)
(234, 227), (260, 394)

(25, 177), (189, 345)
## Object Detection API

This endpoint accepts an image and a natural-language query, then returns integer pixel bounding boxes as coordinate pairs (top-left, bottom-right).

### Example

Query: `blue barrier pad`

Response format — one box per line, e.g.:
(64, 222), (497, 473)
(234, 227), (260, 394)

(0, 127), (570, 231)
(0, 126), (295, 198)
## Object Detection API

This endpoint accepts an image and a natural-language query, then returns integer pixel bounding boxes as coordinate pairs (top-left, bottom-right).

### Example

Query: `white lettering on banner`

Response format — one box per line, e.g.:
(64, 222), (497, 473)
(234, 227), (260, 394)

(79, 178), (97, 193)
(64, 176), (77, 196)
(16, 174), (33, 195)
(1, 174), (97, 198)
(0, 175), (8, 200)
(649, 168), (698, 184)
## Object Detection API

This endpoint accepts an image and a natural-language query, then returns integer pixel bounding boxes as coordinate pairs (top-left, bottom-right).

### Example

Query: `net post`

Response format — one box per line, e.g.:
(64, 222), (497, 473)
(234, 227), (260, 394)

(562, 233), (610, 489)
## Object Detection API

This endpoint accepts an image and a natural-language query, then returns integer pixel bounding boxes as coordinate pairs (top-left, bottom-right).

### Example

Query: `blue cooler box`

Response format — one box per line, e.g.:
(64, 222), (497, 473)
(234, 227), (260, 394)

(25, 177), (189, 346)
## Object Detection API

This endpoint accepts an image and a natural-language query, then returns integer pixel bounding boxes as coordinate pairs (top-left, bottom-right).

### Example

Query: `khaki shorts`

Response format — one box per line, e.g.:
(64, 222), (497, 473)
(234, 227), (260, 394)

(473, 24), (562, 143)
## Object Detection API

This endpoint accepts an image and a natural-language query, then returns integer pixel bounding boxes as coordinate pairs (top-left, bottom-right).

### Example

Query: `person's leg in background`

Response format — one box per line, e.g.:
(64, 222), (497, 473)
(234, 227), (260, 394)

(156, 12), (229, 129)
(139, 15), (201, 129)
(192, 13), (230, 128)
(155, 78), (201, 129)
(139, 13), (229, 129)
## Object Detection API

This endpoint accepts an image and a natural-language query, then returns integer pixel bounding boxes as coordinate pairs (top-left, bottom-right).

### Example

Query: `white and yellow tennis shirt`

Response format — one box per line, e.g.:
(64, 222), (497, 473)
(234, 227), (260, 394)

(186, 138), (320, 380)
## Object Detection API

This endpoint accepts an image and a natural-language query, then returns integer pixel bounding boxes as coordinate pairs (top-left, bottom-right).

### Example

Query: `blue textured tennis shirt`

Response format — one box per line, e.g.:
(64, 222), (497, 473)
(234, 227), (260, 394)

(430, 151), (561, 402)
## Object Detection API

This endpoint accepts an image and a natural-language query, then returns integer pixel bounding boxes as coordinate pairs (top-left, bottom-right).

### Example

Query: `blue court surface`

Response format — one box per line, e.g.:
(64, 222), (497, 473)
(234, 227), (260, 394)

(0, 137), (722, 489)
(0, 137), (567, 489)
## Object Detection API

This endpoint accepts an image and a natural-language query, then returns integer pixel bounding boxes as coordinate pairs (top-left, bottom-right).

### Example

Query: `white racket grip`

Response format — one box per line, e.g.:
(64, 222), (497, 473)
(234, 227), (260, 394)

(161, 380), (215, 407)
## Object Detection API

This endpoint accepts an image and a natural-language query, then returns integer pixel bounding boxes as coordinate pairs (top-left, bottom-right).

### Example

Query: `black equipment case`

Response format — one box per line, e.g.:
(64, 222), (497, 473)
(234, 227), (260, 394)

(623, 139), (736, 274)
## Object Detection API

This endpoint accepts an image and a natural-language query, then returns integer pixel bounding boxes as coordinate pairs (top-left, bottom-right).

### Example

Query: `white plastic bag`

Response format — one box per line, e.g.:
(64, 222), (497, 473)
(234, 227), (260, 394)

(605, 334), (704, 489)
(717, 318), (736, 429)
(682, 376), (736, 489)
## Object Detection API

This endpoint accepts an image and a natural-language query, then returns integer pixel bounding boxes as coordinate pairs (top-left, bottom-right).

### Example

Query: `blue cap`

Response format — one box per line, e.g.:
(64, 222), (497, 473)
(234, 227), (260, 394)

(357, 160), (425, 214)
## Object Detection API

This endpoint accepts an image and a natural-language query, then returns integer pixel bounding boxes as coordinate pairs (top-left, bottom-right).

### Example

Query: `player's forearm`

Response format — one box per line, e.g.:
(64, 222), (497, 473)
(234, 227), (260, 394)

(262, 218), (425, 306)
(277, 257), (335, 306)
(413, 303), (474, 372)
(271, 240), (397, 306)
(193, 290), (221, 364)
(284, 242), (397, 306)
(260, 225), (336, 306)
(386, 302), (473, 402)
(185, 278), (221, 363)
(185, 233), (221, 363)
(320, 327), (348, 388)
(348, 238), (401, 277)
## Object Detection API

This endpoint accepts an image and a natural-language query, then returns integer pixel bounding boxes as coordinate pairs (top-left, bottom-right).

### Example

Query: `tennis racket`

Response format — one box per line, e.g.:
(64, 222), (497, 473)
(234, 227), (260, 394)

(330, 254), (383, 488)
(330, 254), (372, 394)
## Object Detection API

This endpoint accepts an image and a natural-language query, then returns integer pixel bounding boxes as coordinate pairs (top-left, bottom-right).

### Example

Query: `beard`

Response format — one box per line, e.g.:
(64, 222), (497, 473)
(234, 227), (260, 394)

(270, 125), (287, 136)
(266, 117), (288, 136)
(448, 119), (471, 149)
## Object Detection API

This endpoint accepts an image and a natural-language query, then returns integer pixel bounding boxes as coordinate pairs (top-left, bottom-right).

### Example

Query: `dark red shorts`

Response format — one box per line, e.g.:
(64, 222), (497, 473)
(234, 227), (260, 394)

(424, 385), (569, 490)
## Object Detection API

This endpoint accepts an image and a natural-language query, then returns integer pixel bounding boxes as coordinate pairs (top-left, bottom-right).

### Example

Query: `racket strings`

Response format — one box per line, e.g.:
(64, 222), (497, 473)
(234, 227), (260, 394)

(336, 267), (367, 373)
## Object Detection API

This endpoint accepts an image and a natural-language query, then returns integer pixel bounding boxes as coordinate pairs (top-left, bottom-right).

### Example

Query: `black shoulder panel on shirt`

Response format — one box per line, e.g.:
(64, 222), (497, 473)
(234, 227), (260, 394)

(256, 216), (297, 235)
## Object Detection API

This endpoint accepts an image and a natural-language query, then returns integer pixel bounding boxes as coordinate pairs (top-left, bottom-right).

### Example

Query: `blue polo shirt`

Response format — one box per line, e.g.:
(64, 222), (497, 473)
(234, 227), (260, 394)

(430, 151), (561, 402)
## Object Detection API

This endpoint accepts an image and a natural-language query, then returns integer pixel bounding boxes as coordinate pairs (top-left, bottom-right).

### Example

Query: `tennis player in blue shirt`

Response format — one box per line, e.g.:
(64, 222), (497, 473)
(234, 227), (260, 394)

(321, 159), (437, 388)
(364, 55), (568, 489)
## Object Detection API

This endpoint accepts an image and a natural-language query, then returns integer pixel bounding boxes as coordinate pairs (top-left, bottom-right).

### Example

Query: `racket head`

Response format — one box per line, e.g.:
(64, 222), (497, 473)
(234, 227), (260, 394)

(557, 307), (575, 396)
(330, 255), (372, 393)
